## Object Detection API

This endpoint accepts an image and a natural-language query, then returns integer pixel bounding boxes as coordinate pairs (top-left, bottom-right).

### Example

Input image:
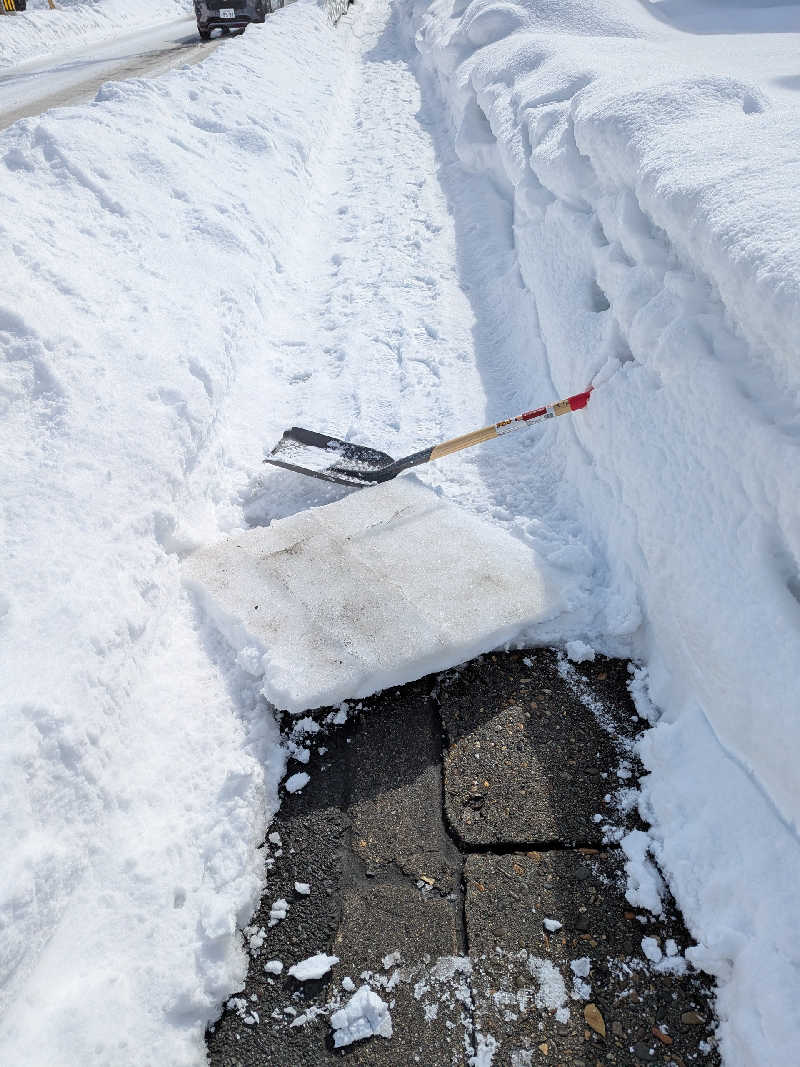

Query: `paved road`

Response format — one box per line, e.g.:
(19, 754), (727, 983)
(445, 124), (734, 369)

(0, 17), (218, 131)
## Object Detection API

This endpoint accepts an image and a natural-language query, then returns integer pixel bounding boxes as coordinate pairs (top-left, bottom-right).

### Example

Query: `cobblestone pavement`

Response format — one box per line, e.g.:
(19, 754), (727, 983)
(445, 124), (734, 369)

(206, 650), (719, 1066)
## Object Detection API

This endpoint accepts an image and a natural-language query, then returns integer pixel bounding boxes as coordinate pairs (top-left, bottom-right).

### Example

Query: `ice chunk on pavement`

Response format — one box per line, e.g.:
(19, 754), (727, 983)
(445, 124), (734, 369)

(264, 960), (283, 975)
(330, 984), (393, 1047)
(543, 918), (562, 932)
(184, 477), (560, 713)
(294, 882), (311, 895)
(288, 953), (339, 981)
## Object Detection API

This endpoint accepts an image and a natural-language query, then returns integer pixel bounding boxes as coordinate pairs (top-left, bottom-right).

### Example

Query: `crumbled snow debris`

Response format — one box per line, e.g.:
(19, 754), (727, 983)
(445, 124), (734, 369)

(264, 960), (283, 975)
(572, 977), (592, 1001)
(526, 958), (568, 1011)
(424, 1003), (438, 1021)
(555, 1006), (570, 1023)
(570, 957), (591, 979)
(470, 1032), (498, 1066)
(621, 831), (665, 916)
(268, 899), (289, 927)
(430, 956), (472, 981)
(293, 716), (321, 735)
(542, 918), (562, 932)
(641, 937), (663, 963)
(383, 950), (401, 970)
(655, 955), (689, 976)
(511, 1053), (533, 1067)
(247, 926), (266, 951)
(342, 977), (356, 992)
(665, 938), (679, 957)
(288, 744), (311, 764)
(565, 640), (595, 663)
(319, 746), (328, 755)
(285, 772), (310, 794)
(268, 832), (282, 847)
(617, 760), (633, 780)
(294, 882), (311, 895)
(592, 813), (603, 823)
(288, 953), (339, 981)
(330, 985), (392, 1047)
(283, 1007), (297, 1016)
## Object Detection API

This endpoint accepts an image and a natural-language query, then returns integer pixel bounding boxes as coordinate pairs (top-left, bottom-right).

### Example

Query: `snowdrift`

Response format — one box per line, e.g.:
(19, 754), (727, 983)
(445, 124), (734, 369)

(411, 0), (800, 1063)
(0, 4), (349, 1063)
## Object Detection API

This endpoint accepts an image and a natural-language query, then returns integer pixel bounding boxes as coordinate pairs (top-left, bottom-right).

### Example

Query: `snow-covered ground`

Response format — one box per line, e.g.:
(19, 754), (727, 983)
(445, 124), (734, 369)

(2, 0), (800, 1063)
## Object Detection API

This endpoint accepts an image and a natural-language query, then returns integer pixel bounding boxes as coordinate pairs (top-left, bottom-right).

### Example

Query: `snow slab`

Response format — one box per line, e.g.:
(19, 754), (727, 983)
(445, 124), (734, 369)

(184, 477), (561, 712)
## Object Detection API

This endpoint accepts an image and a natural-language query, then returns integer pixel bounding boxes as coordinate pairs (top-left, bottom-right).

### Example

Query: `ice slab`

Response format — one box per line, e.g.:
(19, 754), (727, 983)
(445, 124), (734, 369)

(184, 477), (561, 713)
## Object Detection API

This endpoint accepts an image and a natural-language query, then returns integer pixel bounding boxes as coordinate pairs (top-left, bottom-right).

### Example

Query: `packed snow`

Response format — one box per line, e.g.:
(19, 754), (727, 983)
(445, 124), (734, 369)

(185, 476), (560, 711)
(2, 0), (800, 1063)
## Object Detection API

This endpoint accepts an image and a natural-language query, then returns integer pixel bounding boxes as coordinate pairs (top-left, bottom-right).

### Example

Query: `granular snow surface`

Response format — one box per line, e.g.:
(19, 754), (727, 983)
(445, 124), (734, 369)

(2, 0), (800, 1064)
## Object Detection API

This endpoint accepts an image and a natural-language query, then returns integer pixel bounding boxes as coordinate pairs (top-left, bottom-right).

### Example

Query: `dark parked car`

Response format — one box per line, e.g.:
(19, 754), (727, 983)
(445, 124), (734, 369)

(193, 0), (266, 39)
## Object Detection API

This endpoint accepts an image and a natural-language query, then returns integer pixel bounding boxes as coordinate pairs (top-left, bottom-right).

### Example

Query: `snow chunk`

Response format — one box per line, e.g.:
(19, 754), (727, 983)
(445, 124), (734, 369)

(330, 985), (392, 1047)
(641, 937), (663, 963)
(570, 957), (591, 979)
(294, 882), (311, 895)
(288, 953), (339, 981)
(185, 478), (559, 714)
(542, 918), (562, 932)
(620, 831), (665, 916)
(285, 772), (310, 794)
(268, 899), (289, 927)
(565, 640), (595, 663)
(264, 960), (283, 975)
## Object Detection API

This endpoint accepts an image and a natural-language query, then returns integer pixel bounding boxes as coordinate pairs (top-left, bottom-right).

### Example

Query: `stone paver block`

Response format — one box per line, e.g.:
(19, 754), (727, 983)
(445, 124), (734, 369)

(349, 683), (462, 892)
(439, 651), (642, 847)
(465, 850), (719, 1067)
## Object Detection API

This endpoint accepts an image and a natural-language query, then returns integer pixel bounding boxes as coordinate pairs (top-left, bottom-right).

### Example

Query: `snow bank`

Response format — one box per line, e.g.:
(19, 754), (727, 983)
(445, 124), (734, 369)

(0, 0), (189, 71)
(0, 3), (353, 1063)
(411, 0), (800, 1062)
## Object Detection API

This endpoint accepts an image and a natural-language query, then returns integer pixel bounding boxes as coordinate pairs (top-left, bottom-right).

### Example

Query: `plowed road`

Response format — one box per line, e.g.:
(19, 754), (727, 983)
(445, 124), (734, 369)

(0, 17), (217, 131)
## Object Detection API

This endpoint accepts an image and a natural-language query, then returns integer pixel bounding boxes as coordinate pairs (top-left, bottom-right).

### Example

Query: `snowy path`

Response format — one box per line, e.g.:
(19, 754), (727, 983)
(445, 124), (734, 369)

(4, 0), (800, 1062)
(0, 18), (215, 131)
(243, 0), (596, 635)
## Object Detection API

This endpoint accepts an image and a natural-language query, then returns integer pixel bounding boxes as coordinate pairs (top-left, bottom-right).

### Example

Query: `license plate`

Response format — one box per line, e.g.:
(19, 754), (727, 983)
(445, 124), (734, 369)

(220, 8), (235, 16)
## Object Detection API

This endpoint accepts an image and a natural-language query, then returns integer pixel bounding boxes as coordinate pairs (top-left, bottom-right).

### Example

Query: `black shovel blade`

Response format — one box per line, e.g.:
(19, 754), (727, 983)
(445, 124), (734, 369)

(264, 427), (397, 487)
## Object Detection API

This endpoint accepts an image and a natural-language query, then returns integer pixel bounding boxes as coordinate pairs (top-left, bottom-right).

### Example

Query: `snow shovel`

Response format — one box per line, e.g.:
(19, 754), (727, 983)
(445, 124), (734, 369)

(264, 388), (592, 487)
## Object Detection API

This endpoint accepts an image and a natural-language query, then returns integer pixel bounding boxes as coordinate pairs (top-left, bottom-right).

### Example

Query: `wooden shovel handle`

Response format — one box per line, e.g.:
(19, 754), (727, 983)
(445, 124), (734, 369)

(429, 389), (592, 462)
